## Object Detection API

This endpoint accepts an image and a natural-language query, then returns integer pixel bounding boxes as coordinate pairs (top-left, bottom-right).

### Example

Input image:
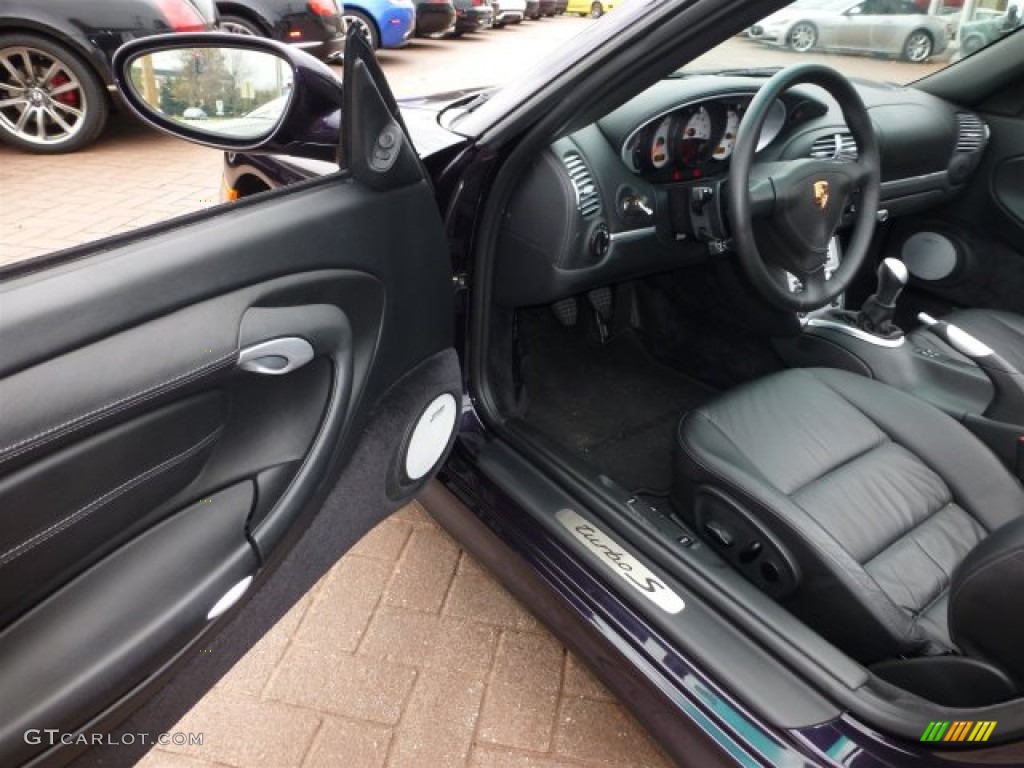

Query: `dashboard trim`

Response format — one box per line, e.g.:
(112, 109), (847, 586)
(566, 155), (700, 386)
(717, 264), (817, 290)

(609, 226), (657, 243)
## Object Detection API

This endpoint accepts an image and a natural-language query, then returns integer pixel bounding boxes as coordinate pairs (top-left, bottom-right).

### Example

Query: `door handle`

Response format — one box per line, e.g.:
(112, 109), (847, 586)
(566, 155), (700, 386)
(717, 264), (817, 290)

(238, 337), (315, 375)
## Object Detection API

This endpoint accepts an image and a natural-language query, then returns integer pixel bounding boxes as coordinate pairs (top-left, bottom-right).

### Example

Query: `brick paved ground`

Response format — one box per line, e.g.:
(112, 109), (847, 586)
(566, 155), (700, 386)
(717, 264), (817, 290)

(0, 118), (222, 267)
(133, 503), (673, 768)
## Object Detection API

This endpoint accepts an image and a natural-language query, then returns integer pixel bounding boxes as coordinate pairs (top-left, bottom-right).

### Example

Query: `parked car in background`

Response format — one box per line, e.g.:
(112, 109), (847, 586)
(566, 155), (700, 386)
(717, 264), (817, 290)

(216, 0), (346, 62)
(492, 0), (526, 25)
(412, 0), (457, 36)
(0, 0), (216, 153)
(567, 0), (617, 17)
(451, 0), (494, 35)
(341, 0), (416, 49)
(748, 0), (949, 61)
(959, 3), (1021, 54)
(526, 0), (541, 19)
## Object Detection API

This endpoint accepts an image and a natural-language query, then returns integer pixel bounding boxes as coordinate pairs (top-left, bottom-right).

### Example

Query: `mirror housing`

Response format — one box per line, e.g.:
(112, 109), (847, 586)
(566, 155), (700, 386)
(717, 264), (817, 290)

(113, 34), (343, 163)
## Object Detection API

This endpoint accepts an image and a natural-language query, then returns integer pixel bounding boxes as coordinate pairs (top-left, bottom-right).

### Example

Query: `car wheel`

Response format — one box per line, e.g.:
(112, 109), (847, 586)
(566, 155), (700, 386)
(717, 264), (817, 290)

(0, 34), (108, 154)
(218, 14), (265, 36)
(590, 1), (603, 17)
(343, 10), (381, 49)
(787, 22), (817, 52)
(903, 29), (933, 62)
(961, 32), (986, 56)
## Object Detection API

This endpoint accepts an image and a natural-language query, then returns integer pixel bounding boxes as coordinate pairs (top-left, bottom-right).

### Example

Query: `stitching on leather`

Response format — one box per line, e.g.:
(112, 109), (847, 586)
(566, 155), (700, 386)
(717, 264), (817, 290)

(0, 351), (236, 465)
(788, 437), (890, 498)
(0, 428), (222, 567)
(678, 385), (925, 648)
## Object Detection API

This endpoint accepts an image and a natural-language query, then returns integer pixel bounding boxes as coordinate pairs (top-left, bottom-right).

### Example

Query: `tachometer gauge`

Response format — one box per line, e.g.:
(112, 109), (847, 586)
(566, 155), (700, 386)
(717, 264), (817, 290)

(650, 116), (673, 169)
(713, 108), (740, 161)
(679, 107), (712, 166)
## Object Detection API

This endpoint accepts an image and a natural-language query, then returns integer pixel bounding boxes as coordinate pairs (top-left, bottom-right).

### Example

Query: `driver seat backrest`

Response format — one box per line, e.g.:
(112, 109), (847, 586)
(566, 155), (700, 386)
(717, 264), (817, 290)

(673, 368), (1023, 664)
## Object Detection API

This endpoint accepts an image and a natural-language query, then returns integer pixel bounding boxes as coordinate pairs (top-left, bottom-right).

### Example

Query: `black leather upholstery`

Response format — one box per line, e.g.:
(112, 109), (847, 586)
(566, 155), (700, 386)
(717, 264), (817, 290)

(674, 368), (1024, 665)
(951, 515), (1024, 687)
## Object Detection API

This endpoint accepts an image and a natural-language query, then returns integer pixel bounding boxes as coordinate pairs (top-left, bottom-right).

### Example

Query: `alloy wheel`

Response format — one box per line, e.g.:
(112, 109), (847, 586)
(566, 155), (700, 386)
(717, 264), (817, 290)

(904, 31), (933, 62)
(219, 20), (257, 35)
(788, 22), (816, 52)
(343, 12), (380, 49)
(0, 46), (88, 147)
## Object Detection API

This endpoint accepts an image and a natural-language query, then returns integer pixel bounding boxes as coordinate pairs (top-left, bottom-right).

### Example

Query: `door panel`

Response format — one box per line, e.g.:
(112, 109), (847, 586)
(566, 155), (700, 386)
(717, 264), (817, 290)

(0, 40), (459, 766)
(0, 391), (227, 626)
(1, 482), (259, 768)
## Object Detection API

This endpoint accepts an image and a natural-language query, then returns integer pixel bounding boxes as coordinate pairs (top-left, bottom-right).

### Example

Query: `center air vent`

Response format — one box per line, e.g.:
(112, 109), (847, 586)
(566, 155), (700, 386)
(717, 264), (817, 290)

(809, 133), (858, 161)
(563, 152), (601, 218)
(955, 113), (987, 153)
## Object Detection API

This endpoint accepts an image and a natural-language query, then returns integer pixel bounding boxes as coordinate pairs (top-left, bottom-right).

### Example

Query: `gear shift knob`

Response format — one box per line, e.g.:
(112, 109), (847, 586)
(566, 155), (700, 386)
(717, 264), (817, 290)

(874, 258), (909, 308)
(857, 258), (908, 339)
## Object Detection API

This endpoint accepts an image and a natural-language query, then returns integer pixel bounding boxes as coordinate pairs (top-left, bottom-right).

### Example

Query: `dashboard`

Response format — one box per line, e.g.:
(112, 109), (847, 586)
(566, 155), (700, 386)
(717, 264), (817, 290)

(494, 74), (989, 308)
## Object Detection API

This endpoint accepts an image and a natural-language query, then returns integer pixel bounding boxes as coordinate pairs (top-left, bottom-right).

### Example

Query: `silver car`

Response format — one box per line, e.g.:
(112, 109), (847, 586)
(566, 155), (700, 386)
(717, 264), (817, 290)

(749, 0), (950, 62)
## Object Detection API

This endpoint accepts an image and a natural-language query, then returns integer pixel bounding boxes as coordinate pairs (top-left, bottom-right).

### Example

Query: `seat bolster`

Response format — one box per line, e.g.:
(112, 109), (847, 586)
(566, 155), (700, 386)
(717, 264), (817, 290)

(676, 409), (938, 661)
(806, 368), (1024, 533)
(950, 515), (1024, 687)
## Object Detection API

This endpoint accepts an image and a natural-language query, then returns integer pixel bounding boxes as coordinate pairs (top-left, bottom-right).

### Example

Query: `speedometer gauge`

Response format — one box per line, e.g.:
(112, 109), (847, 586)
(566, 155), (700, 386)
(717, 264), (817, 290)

(679, 107), (712, 166)
(650, 116), (673, 169)
(713, 108), (740, 161)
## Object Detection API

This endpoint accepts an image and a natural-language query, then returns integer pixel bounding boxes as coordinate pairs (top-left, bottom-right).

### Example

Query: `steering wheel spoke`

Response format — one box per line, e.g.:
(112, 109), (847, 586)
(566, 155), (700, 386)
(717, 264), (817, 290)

(727, 64), (881, 312)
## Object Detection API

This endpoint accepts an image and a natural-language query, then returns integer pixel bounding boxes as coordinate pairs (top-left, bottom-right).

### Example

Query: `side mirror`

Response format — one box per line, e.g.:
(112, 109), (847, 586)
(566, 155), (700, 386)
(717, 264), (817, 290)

(113, 34), (344, 162)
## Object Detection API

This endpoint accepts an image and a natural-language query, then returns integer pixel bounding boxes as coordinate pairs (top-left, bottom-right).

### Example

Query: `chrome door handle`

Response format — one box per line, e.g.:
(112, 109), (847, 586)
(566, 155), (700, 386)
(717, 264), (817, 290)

(238, 337), (315, 375)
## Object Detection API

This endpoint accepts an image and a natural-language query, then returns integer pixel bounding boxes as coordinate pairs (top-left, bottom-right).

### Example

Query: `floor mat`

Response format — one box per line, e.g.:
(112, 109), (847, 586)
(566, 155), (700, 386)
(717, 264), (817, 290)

(520, 309), (715, 492)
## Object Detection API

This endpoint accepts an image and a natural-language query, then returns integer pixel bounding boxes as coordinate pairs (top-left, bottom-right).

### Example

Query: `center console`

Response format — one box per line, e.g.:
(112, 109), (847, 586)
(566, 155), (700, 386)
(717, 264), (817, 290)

(775, 257), (1024, 473)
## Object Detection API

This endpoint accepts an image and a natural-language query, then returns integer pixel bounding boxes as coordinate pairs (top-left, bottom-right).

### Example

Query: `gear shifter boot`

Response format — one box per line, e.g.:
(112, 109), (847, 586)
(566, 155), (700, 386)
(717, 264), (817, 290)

(858, 258), (908, 339)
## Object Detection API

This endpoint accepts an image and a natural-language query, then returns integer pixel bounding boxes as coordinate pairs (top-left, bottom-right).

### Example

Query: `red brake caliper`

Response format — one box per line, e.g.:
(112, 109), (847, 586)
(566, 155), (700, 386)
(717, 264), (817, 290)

(50, 72), (79, 107)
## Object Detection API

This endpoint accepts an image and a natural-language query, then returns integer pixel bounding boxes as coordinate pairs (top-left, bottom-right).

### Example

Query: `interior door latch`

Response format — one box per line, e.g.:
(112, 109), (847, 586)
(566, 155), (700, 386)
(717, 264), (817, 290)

(238, 337), (315, 375)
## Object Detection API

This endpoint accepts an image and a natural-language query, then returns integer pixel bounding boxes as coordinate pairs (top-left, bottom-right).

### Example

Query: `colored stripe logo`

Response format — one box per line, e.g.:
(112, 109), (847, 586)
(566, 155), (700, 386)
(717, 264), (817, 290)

(921, 721), (997, 742)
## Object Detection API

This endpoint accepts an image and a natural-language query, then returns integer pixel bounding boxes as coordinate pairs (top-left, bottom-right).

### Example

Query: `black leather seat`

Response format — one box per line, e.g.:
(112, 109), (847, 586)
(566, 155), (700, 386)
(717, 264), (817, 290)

(673, 367), (1024, 702)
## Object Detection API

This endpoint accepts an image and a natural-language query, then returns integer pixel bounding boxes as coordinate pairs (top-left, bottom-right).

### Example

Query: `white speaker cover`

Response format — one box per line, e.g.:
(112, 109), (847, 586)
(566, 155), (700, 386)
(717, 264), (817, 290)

(901, 232), (958, 281)
(405, 393), (458, 481)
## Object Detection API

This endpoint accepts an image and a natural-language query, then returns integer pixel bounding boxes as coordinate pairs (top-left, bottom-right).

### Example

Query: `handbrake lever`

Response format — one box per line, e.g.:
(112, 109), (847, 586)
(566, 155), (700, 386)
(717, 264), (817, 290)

(919, 313), (1024, 423)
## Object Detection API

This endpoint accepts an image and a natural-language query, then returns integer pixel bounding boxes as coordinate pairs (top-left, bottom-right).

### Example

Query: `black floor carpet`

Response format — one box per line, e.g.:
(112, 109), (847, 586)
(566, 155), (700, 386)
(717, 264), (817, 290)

(520, 310), (715, 492)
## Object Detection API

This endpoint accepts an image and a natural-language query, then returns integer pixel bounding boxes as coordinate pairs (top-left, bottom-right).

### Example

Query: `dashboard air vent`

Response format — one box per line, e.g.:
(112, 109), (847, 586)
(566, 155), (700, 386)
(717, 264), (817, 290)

(955, 113), (987, 152)
(563, 152), (601, 218)
(809, 133), (858, 161)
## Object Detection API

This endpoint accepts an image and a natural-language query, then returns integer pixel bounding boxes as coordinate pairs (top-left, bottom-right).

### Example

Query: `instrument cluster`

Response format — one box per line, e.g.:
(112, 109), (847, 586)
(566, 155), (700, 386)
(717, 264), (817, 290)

(622, 95), (787, 181)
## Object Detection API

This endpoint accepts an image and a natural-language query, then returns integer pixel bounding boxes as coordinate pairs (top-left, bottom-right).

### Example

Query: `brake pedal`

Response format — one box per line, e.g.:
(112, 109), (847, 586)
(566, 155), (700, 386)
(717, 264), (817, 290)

(551, 297), (579, 327)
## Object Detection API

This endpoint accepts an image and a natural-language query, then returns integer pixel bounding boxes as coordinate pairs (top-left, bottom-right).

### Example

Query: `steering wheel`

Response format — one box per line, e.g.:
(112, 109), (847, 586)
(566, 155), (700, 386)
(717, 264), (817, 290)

(727, 64), (881, 313)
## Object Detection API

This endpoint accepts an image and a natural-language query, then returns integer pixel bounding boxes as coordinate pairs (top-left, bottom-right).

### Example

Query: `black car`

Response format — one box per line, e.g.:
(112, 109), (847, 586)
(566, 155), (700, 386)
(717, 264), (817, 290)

(216, 0), (346, 62)
(452, 0), (494, 35)
(12, 2), (1024, 767)
(412, 0), (457, 36)
(0, 0), (216, 153)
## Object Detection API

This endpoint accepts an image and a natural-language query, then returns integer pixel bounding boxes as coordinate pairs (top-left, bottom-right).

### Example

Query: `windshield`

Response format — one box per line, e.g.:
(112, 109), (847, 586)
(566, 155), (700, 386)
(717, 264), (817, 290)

(680, 0), (1023, 85)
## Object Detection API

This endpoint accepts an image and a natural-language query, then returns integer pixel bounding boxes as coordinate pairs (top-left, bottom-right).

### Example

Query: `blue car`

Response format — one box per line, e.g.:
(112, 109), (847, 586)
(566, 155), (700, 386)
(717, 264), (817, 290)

(341, 0), (416, 48)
